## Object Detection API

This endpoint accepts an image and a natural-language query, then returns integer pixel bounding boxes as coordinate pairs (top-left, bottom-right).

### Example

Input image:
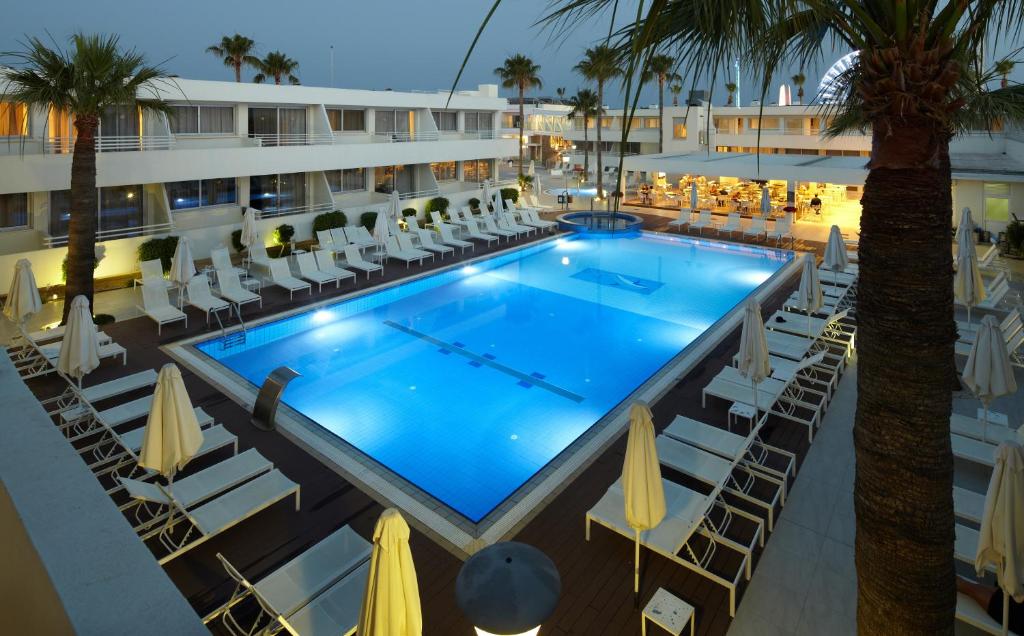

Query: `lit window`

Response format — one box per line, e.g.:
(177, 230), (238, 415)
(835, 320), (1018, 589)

(0, 102), (29, 136)
(672, 118), (687, 139)
(326, 168), (366, 192)
(166, 178), (237, 211)
(327, 108), (366, 132)
(984, 183), (1011, 224)
(431, 161), (456, 182)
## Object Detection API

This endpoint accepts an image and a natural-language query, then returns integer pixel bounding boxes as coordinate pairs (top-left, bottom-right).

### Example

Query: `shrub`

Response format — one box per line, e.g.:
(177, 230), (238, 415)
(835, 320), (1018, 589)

(360, 211), (378, 230)
(94, 314), (115, 326)
(518, 174), (534, 190)
(425, 197), (450, 215)
(274, 224), (296, 245)
(61, 255), (100, 282)
(137, 235), (180, 273)
(500, 187), (519, 204)
(468, 197), (480, 212)
(231, 229), (243, 253)
(1007, 217), (1024, 251)
(402, 207), (417, 218)
(312, 210), (347, 233)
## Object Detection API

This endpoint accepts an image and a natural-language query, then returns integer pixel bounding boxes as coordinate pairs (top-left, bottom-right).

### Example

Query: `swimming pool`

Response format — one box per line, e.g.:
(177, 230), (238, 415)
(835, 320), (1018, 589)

(546, 186), (598, 198)
(194, 233), (791, 524)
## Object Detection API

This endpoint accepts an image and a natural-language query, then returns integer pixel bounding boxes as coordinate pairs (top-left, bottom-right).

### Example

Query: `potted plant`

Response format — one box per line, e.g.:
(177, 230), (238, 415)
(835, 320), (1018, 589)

(1005, 216), (1024, 256)
(468, 197), (480, 213)
(274, 224), (295, 256)
(360, 211), (378, 230)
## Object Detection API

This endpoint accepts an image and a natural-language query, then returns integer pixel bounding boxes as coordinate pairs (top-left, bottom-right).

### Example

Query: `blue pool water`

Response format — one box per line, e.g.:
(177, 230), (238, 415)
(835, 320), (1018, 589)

(196, 233), (791, 522)
(546, 186), (598, 198)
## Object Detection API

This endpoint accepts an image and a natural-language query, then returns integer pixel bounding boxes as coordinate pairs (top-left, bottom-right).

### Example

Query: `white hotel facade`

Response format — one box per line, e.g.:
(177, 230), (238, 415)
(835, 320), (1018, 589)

(0, 78), (516, 286)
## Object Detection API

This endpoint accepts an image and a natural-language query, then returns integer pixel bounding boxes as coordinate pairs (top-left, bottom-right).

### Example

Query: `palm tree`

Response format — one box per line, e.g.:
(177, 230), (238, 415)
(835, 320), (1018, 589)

(206, 34), (260, 82)
(669, 81), (683, 106)
(575, 45), (621, 198)
(791, 72), (807, 104)
(253, 51), (300, 85)
(556, 86), (566, 102)
(1, 34), (169, 323)
(567, 88), (600, 180)
(995, 59), (1016, 89)
(725, 82), (738, 106)
(643, 54), (681, 153)
(459, 1), (1024, 633)
(494, 54), (542, 177)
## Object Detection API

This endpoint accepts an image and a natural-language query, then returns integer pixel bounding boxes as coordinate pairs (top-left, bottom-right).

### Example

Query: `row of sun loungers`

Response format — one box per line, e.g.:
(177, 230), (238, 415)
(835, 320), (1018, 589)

(668, 210), (795, 247)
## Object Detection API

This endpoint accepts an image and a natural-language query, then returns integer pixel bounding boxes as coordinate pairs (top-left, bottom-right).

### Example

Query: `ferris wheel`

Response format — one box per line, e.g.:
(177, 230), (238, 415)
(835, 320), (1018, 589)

(817, 51), (860, 103)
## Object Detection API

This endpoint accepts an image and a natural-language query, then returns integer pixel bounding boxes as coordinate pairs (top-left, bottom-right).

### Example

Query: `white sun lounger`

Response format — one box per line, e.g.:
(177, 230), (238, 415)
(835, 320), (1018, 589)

(296, 252), (339, 291)
(689, 210), (714, 235)
(330, 228), (349, 250)
(385, 236), (428, 268)
(280, 562), (369, 636)
(395, 233), (434, 263)
(957, 309), (1021, 343)
(463, 217), (499, 246)
(134, 259), (174, 290)
(766, 217), (793, 247)
(155, 469), (301, 565)
(667, 209), (692, 232)
(437, 223), (474, 254)
(479, 213), (516, 242)
(96, 424), (237, 486)
(211, 247), (247, 278)
(120, 448), (273, 533)
(209, 525), (372, 634)
(38, 336), (123, 366)
(247, 242), (272, 271)
(314, 250), (357, 283)
(742, 216), (767, 241)
(703, 366), (824, 441)
(784, 292), (840, 316)
(268, 259), (311, 300)
(138, 283), (187, 335)
(501, 212), (537, 236)
(663, 415), (794, 498)
(54, 369), (158, 421)
(413, 228), (454, 258)
(656, 434), (780, 531)
(953, 486), (985, 525)
(528, 194), (553, 211)
(951, 432), (998, 467)
(522, 208), (557, 232)
(950, 411), (1018, 445)
(187, 275), (231, 324)
(342, 245), (383, 278)
(769, 308), (855, 356)
(315, 230), (336, 252)
(349, 226), (378, 248)
(69, 393), (213, 441)
(216, 270), (262, 311)
(956, 592), (1020, 636)
(719, 213), (742, 237)
(586, 477), (759, 617)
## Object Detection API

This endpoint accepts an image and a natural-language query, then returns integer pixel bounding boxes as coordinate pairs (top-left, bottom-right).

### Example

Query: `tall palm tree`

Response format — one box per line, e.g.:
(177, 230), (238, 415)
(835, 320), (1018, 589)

(575, 45), (621, 198)
(206, 34), (260, 83)
(669, 81), (683, 106)
(2, 34), (169, 323)
(458, 1), (1024, 633)
(567, 88), (600, 179)
(643, 54), (681, 153)
(556, 86), (566, 102)
(791, 72), (807, 104)
(494, 54), (542, 177)
(995, 59), (1016, 89)
(725, 82), (737, 106)
(253, 51), (300, 85)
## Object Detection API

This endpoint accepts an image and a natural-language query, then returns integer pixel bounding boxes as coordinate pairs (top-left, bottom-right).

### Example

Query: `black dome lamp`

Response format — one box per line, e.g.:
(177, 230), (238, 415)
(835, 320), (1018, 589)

(455, 541), (561, 636)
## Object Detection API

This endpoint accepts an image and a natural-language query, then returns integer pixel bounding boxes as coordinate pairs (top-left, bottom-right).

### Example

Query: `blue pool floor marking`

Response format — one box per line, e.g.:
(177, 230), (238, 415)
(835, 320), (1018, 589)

(382, 320), (584, 403)
(570, 267), (665, 295)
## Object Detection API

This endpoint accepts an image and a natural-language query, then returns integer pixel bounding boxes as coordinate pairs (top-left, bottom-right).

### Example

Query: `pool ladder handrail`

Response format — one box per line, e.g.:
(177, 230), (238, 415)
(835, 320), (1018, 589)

(214, 303), (247, 349)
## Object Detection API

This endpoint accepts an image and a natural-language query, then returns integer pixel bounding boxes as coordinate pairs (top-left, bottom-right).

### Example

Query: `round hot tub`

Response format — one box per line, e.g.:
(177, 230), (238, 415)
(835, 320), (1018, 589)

(557, 211), (644, 234)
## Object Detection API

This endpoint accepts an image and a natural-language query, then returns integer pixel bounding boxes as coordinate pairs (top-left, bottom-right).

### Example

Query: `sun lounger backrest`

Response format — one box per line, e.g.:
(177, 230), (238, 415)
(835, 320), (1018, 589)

(217, 270), (243, 294)
(140, 259), (164, 283)
(296, 252), (319, 276)
(396, 233), (415, 251)
(317, 230), (334, 248)
(187, 275), (214, 302)
(315, 250), (335, 271)
(210, 248), (234, 272)
(330, 228), (347, 247)
(249, 242), (269, 263)
(343, 245), (365, 264)
(794, 351), (827, 373)
(142, 282), (172, 311)
(431, 211), (444, 227)
(269, 258), (292, 280)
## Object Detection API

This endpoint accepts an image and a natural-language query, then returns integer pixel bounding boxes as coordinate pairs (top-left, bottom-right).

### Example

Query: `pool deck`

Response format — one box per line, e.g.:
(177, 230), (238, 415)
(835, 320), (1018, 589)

(16, 213), (837, 635)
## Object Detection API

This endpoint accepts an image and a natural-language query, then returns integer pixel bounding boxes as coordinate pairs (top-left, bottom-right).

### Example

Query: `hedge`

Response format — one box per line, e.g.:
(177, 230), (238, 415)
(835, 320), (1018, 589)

(137, 235), (180, 273)
(312, 210), (347, 233)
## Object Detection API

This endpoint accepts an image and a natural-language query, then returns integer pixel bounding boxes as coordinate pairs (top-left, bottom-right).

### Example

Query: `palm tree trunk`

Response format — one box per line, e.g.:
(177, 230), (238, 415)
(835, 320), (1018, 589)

(855, 125), (956, 635)
(63, 116), (99, 324)
(583, 121), (590, 179)
(596, 81), (604, 198)
(518, 85), (526, 177)
(234, 62), (241, 83)
(658, 77), (665, 155)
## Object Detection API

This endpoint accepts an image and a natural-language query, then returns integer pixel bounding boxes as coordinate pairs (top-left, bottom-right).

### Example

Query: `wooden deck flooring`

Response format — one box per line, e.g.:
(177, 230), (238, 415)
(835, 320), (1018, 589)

(23, 216), (830, 636)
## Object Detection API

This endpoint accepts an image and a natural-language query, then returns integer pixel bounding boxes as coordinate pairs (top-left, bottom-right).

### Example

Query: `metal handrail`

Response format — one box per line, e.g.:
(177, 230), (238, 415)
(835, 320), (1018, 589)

(372, 131), (440, 142)
(43, 221), (175, 248)
(44, 135), (175, 154)
(248, 133), (334, 147)
(253, 201), (334, 219)
(395, 187), (440, 200)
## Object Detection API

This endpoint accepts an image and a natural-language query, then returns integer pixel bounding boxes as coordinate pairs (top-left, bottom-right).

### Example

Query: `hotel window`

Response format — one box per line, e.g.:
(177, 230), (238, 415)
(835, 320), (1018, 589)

(326, 108), (365, 132)
(50, 185), (144, 236)
(0, 103), (28, 136)
(643, 117), (660, 129)
(47, 108), (76, 153)
(463, 159), (491, 183)
(248, 107), (306, 144)
(325, 168), (366, 193)
(985, 183), (1011, 224)
(431, 161), (456, 182)
(0, 193), (29, 230)
(784, 117), (803, 134)
(374, 165), (412, 194)
(249, 173), (307, 212)
(99, 105), (140, 137)
(672, 118), (687, 139)
(166, 178), (237, 210)
(432, 111), (457, 132)
(168, 105), (234, 135)
(375, 110), (413, 136)
(464, 111), (494, 132)
(600, 117), (613, 129)
(502, 113), (516, 129)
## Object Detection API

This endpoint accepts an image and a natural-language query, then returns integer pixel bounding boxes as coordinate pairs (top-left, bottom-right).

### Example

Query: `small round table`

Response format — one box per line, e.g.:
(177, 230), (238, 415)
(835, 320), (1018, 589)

(642, 588), (695, 636)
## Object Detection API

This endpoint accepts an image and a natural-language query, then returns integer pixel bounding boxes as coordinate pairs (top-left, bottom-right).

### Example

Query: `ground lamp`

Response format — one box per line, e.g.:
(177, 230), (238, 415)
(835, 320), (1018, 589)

(455, 541), (561, 636)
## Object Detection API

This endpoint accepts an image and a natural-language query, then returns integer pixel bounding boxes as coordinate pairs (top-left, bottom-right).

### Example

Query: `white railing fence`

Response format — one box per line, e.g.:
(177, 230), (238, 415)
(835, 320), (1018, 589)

(44, 135), (175, 154)
(249, 133), (335, 147)
(253, 201), (335, 220)
(372, 131), (441, 143)
(43, 220), (176, 248)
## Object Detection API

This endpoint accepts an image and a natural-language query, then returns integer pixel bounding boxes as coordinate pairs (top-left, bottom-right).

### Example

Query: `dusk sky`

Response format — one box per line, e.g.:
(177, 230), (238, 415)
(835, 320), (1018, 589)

(2, 0), (1018, 107)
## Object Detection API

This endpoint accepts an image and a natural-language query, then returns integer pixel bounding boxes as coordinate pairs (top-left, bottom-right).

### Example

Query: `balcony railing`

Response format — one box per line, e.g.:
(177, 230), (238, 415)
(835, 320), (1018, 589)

(43, 220), (175, 248)
(44, 135), (175, 154)
(249, 133), (335, 147)
(396, 187), (440, 200)
(253, 201), (335, 220)
(372, 131), (440, 143)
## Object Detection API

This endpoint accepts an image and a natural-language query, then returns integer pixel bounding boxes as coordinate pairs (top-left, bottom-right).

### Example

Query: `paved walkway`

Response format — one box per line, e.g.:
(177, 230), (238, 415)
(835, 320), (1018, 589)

(727, 359), (858, 636)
